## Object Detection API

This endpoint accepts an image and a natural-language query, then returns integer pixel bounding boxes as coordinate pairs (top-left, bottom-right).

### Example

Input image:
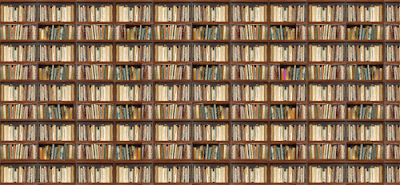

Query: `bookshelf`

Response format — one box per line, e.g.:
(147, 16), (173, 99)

(0, 0), (399, 184)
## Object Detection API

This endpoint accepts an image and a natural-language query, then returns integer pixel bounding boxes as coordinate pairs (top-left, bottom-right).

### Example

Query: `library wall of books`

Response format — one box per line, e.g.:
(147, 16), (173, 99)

(0, 0), (399, 183)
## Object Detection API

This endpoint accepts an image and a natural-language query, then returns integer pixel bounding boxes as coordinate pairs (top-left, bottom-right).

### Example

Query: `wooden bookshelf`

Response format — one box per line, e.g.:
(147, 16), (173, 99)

(0, 0), (399, 184)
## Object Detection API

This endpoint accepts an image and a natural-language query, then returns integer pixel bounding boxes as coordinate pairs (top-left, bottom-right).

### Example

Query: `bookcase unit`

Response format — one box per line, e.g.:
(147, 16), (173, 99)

(0, 0), (399, 184)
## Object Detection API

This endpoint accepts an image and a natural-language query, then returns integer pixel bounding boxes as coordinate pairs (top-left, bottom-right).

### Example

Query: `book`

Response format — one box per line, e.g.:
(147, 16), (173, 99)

(154, 25), (191, 40)
(309, 84), (345, 101)
(1, 123), (36, 141)
(347, 104), (383, 119)
(76, 24), (113, 40)
(116, 44), (151, 62)
(271, 4), (305, 22)
(309, 165), (345, 183)
(231, 25), (268, 40)
(154, 165), (190, 183)
(115, 25), (152, 40)
(232, 84), (267, 101)
(270, 25), (307, 40)
(232, 124), (268, 141)
(270, 165), (306, 183)
(271, 84), (306, 101)
(270, 104), (307, 120)
(309, 144), (346, 159)
(1, 144), (38, 159)
(39, 165), (74, 183)
(77, 4), (112, 22)
(194, 4), (228, 22)
(116, 165), (151, 183)
(270, 65), (307, 80)
(194, 84), (229, 101)
(0, 25), (37, 40)
(231, 144), (268, 159)
(155, 144), (191, 159)
(76, 104), (114, 119)
(116, 4), (151, 22)
(347, 144), (383, 160)
(270, 144), (307, 160)
(77, 144), (114, 159)
(193, 25), (229, 40)
(39, 44), (74, 61)
(232, 165), (267, 183)
(77, 165), (113, 183)
(155, 104), (191, 119)
(39, 84), (74, 101)
(309, 44), (344, 62)
(38, 25), (74, 40)
(309, 104), (346, 119)
(116, 144), (152, 160)
(347, 165), (382, 183)
(309, 4), (344, 22)
(38, 104), (73, 119)
(39, 4), (74, 22)
(309, 64), (345, 80)
(0, 44), (36, 61)
(154, 64), (191, 80)
(1, 165), (36, 183)
(156, 84), (190, 101)
(1, 84), (36, 101)
(193, 44), (228, 62)
(116, 123), (152, 141)
(77, 44), (113, 62)
(231, 104), (268, 119)
(310, 124), (345, 141)
(155, 123), (190, 141)
(193, 104), (228, 120)
(193, 165), (228, 183)
(116, 104), (153, 120)
(154, 4), (190, 22)
(308, 24), (346, 40)
(347, 25), (383, 40)
(193, 65), (229, 80)
(78, 123), (112, 141)
(0, 4), (36, 22)
(232, 44), (267, 62)
(78, 84), (113, 101)
(347, 44), (382, 61)
(1, 64), (37, 80)
(39, 144), (75, 160)
(271, 123), (306, 141)
(193, 144), (229, 160)
(195, 123), (229, 141)
(231, 64), (268, 80)
(39, 123), (74, 141)
(117, 84), (152, 101)
(155, 44), (190, 62)
(347, 84), (383, 101)
(347, 4), (382, 22)
(76, 64), (113, 80)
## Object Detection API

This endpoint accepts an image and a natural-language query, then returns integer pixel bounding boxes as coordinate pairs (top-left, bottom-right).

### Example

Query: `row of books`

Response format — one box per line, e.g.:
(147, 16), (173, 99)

(2, 82), (399, 101)
(1, 4), (396, 23)
(1, 122), (400, 141)
(3, 122), (400, 141)
(2, 143), (395, 160)
(8, 63), (394, 81)
(77, 5), (112, 22)
(194, 5), (228, 22)
(2, 164), (396, 183)
(232, 123), (267, 141)
(0, 24), (391, 41)
(0, 43), (398, 62)
(0, 103), (395, 120)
